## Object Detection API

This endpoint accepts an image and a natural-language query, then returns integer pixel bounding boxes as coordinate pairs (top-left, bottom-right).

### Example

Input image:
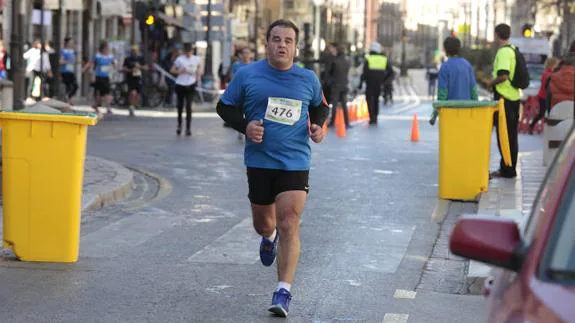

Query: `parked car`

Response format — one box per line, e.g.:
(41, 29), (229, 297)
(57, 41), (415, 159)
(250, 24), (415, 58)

(449, 128), (575, 323)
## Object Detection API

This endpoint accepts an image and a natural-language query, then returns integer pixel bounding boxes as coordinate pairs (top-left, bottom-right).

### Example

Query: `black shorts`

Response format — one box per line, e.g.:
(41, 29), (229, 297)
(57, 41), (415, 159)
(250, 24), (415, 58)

(126, 77), (142, 92)
(247, 168), (310, 205)
(93, 76), (111, 96)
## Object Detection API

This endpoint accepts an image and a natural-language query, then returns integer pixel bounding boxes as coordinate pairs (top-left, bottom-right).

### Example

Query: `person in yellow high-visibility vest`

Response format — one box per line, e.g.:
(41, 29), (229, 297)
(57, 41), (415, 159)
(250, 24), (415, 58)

(358, 42), (394, 125)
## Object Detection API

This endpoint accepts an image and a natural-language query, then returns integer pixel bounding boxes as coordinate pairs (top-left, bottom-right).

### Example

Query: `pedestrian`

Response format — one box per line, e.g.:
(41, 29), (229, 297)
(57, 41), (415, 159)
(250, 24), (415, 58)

(327, 43), (352, 128)
(60, 36), (79, 104)
(170, 42), (202, 136)
(426, 64), (439, 98)
(44, 41), (58, 98)
(123, 44), (148, 117)
(487, 24), (522, 179)
(529, 56), (559, 134)
(23, 40), (52, 100)
(382, 62), (395, 105)
(320, 43), (337, 103)
(216, 19), (328, 317)
(230, 47), (253, 79)
(161, 45), (181, 107)
(547, 41), (575, 111)
(82, 41), (115, 116)
(0, 40), (8, 80)
(437, 36), (478, 101)
(358, 41), (393, 125)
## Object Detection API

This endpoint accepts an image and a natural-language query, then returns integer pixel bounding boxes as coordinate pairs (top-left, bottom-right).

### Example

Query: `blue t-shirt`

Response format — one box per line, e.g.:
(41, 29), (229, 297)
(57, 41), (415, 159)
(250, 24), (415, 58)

(94, 53), (115, 78)
(437, 57), (478, 100)
(231, 61), (250, 77)
(60, 48), (76, 74)
(221, 60), (323, 171)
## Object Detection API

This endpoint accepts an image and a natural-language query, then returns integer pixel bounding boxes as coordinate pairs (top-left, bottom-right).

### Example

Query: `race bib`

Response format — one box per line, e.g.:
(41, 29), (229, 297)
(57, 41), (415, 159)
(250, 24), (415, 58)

(186, 64), (197, 74)
(132, 69), (141, 77)
(264, 97), (302, 126)
(100, 65), (112, 74)
(66, 64), (74, 71)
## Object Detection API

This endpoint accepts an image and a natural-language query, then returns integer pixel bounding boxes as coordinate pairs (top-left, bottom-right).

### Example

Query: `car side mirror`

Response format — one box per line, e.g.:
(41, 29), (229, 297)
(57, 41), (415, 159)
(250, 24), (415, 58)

(449, 215), (525, 272)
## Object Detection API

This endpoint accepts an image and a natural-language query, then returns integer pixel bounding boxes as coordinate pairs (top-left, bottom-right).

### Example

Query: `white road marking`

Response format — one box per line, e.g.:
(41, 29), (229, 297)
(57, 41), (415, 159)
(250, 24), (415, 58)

(81, 213), (176, 258)
(373, 170), (395, 174)
(383, 313), (409, 323)
(188, 217), (260, 264)
(393, 289), (417, 299)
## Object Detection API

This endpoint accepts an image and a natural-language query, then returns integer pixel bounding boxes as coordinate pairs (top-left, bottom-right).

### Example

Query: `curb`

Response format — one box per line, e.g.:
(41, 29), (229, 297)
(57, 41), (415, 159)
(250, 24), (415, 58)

(81, 156), (134, 212)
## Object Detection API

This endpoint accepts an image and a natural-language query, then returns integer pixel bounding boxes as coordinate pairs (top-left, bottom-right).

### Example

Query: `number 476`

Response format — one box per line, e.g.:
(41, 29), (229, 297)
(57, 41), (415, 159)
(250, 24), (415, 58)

(272, 107), (293, 118)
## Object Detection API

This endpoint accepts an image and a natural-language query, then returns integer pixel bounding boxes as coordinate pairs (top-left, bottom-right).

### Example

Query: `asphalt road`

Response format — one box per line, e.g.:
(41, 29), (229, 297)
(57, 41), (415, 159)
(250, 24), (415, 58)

(4, 87), (536, 322)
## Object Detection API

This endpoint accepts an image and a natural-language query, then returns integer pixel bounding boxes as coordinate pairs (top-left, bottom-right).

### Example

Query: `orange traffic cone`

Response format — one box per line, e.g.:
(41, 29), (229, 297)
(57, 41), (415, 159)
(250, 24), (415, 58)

(349, 102), (356, 122)
(335, 105), (346, 138)
(411, 113), (420, 142)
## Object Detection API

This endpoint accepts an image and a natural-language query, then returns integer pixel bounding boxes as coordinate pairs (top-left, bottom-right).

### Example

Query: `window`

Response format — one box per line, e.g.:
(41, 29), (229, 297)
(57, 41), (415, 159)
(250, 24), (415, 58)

(541, 165), (575, 282)
(285, 0), (295, 10)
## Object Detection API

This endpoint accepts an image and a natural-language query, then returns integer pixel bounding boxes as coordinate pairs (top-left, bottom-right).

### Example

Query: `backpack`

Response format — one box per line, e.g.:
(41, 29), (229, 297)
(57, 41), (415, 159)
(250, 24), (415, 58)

(504, 45), (530, 89)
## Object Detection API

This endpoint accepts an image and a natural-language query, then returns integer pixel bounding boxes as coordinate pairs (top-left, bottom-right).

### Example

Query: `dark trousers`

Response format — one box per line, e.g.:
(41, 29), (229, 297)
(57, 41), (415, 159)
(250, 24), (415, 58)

(175, 84), (196, 130)
(494, 98), (520, 177)
(329, 87), (350, 126)
(62, 73), (78, 99)
(383, 83), (393, 105)
(529, 98), (547, 130)
(366, 85), (382, 124)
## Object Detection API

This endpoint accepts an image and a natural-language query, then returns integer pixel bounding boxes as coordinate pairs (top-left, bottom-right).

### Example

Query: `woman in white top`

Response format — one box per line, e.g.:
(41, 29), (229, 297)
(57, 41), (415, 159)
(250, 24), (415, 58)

(170, 43), (202, 136)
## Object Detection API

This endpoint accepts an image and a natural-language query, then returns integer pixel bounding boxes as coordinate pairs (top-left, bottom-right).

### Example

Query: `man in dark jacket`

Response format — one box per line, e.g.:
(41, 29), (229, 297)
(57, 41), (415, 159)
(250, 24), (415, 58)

(327, 43), (351, 128)
(358, 42), (393, 125)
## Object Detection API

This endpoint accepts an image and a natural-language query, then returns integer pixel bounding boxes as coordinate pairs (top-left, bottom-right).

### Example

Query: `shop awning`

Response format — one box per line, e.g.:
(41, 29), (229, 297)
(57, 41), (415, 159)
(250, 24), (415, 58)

(157, 13), (192, 32)
(98, 0), (128, 17)
(44, 0), (83, 10)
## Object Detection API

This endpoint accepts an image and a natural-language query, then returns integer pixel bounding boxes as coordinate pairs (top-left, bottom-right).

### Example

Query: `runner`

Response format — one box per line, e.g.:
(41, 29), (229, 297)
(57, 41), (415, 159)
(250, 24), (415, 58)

(60, 37), (79, 104)
(216, 19), (329, 317)
(170, 43), (202, 136)
(83, 41), (115, 116)
(123, 44), (148, 117)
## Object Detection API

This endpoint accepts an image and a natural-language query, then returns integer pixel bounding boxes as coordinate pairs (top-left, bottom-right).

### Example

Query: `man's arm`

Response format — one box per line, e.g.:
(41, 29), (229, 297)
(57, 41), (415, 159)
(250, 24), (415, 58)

(309, 92), (330, 126)
(437, 65), (448, 100)
(359, 59), (368, 88)
(216, 101), (247, 134)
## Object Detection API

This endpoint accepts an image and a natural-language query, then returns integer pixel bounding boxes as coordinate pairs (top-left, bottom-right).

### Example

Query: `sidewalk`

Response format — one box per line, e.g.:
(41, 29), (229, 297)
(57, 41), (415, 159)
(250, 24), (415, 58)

(466, 149), (547, 294)
(0, 156), (134, 236)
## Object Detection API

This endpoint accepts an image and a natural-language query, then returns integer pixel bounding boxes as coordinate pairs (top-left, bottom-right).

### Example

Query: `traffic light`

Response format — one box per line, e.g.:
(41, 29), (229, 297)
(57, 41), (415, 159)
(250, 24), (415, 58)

(145, 15), (155, 26)
(522, 24), (534, 38)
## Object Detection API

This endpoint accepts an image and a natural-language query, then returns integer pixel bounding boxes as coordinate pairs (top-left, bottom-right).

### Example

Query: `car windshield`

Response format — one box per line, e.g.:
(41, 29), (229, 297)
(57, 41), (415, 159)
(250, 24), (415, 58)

(528, 65), (545, 81)
(547, 174), (575, 275)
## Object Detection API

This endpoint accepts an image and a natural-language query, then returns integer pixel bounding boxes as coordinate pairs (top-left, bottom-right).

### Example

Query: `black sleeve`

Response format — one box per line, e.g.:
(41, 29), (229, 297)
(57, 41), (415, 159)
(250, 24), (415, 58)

(216, 100), (248, 134)
(360, 59), (369, 86)
(497, 70), (510, 76)
(309, 95), (330, 126)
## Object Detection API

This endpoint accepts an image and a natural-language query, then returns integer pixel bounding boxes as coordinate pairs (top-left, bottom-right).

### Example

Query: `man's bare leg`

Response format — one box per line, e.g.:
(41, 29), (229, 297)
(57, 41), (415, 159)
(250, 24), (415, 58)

(274, 190), (306, 285)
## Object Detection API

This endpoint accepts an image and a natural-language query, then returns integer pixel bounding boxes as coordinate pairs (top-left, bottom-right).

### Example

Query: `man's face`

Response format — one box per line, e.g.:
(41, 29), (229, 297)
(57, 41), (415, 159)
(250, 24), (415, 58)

(266, 26), (297, 69)
(67, 40), (75, 48)
(328, 45), (337, 56)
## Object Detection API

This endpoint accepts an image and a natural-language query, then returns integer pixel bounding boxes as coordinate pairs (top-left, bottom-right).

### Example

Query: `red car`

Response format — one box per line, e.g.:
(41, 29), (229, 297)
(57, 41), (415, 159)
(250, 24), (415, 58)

(449, 129), (575, 323)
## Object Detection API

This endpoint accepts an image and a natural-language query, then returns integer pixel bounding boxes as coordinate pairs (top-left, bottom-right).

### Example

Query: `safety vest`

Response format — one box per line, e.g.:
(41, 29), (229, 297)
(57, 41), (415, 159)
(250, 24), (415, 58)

(367, 55), (388, 71)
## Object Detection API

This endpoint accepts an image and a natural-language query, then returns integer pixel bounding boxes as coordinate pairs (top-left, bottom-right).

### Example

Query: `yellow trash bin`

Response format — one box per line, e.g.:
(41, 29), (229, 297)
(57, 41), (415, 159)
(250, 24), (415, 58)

(0, 111), (98, 262)
(431, 100), (500, 201)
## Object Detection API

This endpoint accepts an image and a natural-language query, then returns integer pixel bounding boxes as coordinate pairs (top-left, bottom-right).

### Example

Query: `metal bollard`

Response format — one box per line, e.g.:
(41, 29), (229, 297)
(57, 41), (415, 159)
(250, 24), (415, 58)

(0, 80), (14, 111)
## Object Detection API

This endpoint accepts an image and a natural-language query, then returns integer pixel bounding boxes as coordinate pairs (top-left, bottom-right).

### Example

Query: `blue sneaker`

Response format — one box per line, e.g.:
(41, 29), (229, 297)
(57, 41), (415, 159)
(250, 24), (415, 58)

(259, 232), (278, 267)
(268, 288), (292, 317)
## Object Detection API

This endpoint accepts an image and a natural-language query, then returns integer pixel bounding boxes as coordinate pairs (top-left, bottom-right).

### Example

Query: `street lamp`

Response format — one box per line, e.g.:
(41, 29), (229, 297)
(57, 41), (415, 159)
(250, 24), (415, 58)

(9, 0), (25, 109)
(313, 0), (324, 60)
(203, 0), (214, 90)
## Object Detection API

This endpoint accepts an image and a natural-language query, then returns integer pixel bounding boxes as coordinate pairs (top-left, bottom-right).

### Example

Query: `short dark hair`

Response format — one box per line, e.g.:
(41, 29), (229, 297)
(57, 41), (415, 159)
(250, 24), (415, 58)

(495, 24), (511, 40)
(99, 41), (108, 52)
(64, 36), (72, 45)
(443, 37), (461, 56)
(183, 43), (193, 52)
(266, 19), (299, 43)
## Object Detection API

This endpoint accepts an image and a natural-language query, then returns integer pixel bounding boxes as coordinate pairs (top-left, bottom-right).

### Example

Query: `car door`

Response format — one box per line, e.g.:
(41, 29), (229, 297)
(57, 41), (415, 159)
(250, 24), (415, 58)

(488, 132), (575, 323)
